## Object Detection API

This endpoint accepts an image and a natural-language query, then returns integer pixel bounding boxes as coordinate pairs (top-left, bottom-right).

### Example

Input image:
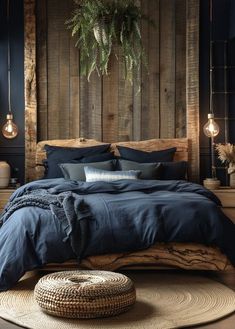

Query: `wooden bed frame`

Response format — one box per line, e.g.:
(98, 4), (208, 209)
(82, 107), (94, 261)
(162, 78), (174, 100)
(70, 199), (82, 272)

(35, 138), (233, 272)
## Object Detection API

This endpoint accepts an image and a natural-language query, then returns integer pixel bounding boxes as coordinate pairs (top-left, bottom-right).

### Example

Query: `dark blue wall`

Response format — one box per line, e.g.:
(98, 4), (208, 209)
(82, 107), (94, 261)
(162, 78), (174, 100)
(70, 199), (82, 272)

(0, 0), (25, 185)
(200, 0), (235, 185)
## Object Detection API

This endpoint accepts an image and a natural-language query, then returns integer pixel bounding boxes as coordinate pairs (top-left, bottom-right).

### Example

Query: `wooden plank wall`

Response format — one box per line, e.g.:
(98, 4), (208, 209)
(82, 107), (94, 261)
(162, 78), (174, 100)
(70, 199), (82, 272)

(36, 0), (187, 143)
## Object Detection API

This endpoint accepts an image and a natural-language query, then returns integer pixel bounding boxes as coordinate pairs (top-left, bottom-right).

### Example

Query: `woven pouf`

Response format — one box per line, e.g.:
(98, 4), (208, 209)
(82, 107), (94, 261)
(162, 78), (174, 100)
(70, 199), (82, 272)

(34, 270), (136, 319)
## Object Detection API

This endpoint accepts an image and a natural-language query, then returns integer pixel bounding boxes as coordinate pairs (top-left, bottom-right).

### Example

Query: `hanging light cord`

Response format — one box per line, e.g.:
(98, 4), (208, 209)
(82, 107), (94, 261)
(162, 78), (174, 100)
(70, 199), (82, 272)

(7, 0), (12, 114)
(209, 0), (213, 115)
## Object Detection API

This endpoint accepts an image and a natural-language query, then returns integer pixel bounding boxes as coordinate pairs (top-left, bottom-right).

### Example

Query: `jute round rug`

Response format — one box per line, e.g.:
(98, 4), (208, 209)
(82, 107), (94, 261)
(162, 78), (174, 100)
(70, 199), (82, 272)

(0, 271), (235, 329)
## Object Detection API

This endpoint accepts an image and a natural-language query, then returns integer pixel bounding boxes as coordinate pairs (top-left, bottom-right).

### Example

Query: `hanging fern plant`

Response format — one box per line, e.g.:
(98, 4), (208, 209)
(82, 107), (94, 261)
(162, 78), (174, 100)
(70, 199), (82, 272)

(66, 0), (149, 83)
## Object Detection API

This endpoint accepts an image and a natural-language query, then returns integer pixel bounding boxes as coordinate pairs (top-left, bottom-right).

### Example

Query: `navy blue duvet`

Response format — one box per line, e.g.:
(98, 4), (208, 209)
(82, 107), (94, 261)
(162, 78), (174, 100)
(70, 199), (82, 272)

(0, 178), (235, 291)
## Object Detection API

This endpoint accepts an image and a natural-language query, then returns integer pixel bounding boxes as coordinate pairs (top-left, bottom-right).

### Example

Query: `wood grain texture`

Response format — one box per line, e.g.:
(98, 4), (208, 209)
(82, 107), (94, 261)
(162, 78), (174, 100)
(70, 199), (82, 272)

(24, 0), (37, 183)
(186, 0), (200, 182)
(69, 36), (80, 139)
(58, 0), (70, 139)
(43, 242), (233, 272)
(175, 0), (186, 138)
(118, 49), (133, 142)
(102, 50), (119, 143)
(25, 0), (200, 182)
(160, 0), (176, 138)
(36, 0), (48, 141)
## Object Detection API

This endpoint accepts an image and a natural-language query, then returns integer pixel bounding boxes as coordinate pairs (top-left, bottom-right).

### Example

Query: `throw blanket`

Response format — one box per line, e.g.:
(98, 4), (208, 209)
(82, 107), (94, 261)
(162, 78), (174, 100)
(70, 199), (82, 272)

(0, 178), (235, 291)
(0, 189), (90, 261)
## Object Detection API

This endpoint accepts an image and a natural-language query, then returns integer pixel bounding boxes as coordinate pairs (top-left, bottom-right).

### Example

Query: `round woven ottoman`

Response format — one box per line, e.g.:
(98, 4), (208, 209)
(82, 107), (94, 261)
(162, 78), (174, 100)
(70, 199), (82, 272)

(34, 270), (136, 319)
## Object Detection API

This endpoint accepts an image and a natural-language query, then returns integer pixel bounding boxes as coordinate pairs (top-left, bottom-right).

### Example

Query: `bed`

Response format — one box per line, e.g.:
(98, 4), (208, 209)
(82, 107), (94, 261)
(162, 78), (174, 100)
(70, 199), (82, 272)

(0, 137), (234, 291)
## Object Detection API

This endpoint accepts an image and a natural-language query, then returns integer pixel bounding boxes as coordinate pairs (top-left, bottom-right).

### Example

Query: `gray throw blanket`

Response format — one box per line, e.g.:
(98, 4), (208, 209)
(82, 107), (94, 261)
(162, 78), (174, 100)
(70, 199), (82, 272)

(0, 189), (90, 261)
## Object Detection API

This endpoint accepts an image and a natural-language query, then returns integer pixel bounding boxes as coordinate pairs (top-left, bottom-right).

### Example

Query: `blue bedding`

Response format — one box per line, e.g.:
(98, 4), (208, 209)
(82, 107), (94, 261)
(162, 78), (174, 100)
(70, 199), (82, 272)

(0, 178), (235, 291)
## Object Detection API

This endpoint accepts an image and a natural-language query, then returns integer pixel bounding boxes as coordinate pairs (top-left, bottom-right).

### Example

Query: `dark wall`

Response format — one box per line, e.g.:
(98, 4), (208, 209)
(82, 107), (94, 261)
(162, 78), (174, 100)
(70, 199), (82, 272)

(0, 0), (25, 185)
(200, 0), (235, 185)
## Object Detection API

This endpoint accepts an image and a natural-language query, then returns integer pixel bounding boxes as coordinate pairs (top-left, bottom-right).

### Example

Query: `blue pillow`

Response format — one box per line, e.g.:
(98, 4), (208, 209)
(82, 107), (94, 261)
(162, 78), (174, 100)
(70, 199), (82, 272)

(84, 166), (140, 182)
(119, 159), (162, 179)
(160, 161), (188, 180)
(60, 160), (115, 181)
(79, 152), (116, 163)
(44, 144), (110, 179)
(117, 146), (176, 163)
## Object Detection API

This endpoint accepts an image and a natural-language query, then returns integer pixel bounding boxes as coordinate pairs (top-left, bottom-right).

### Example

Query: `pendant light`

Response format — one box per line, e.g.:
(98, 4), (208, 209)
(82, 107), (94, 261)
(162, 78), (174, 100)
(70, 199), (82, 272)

(202, 0), (220, 190)
(2, 0), (18, 139)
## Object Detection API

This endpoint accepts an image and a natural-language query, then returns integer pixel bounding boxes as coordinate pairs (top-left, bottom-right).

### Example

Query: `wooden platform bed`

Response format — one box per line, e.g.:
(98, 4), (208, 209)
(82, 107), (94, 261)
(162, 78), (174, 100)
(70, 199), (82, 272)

(33, 138), (234, 272)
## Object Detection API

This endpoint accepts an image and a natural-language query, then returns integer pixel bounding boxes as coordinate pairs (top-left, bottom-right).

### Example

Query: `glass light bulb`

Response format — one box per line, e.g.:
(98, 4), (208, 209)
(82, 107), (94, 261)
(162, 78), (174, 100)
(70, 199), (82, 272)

(2, 113), (18, 139)
(203, 114), (220, 137)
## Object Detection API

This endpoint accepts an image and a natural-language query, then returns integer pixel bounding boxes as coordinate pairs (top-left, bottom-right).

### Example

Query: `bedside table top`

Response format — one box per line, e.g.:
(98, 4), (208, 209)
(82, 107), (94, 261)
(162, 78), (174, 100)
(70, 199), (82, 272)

(213, 188), (235, 208)
(0, 188), (17, 211)
(0, 188), (17, 193)
(213, 187), (235, 193)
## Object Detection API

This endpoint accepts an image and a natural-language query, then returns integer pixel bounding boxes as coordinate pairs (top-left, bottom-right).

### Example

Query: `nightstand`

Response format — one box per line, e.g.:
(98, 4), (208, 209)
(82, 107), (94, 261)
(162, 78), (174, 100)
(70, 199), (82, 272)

(0, 188), (16, 212)
(213, 187), (235, 223)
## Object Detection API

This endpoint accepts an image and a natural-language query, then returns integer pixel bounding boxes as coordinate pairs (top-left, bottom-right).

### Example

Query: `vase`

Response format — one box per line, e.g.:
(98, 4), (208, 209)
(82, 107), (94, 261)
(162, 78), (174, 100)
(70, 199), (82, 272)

(0, 161), (10, 188)
(203, 178), (221, 190)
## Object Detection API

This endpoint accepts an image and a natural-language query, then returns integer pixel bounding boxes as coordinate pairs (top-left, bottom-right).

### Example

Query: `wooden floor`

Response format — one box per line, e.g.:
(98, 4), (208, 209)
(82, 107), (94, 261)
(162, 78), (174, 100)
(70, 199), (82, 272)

(0, 270), (235, 329)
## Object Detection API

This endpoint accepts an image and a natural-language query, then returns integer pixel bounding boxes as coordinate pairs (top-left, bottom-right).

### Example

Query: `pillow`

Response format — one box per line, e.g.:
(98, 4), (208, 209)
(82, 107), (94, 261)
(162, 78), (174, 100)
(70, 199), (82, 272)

(117, 145), (176, 163)
(84, 166), (140, 182)
(79, 152), (116, 163)
(119, 159), (162, 180)
(44, 144), (110, 178)
(160, 161), (188, 180)
(60, 160), (115, 181)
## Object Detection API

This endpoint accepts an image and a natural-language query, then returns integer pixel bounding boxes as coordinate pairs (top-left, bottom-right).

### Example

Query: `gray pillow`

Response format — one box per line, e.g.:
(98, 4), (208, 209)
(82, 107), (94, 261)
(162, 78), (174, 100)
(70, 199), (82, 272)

(84, 166), (140, 182)
(59, 160), (115, 181)
(119, 159), (162, 179)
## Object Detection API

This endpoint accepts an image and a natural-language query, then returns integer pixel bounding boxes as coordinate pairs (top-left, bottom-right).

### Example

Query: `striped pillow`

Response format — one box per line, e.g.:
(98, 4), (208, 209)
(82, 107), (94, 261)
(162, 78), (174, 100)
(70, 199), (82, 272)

(84, 166), (140, 182)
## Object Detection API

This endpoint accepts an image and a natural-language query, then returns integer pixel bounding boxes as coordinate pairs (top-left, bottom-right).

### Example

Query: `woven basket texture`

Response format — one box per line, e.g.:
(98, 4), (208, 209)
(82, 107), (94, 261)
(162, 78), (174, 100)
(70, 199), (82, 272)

(34, 270), (136, 318)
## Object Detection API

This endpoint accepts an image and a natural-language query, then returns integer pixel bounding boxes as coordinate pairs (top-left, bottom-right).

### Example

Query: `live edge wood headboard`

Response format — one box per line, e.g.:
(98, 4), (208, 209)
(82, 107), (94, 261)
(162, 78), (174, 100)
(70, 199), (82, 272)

(34, 138), (189, 181)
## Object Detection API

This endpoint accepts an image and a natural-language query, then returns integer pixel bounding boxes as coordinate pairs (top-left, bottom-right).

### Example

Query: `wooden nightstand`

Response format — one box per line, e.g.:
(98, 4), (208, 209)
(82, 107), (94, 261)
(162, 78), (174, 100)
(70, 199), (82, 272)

(0, 188), (16, 212)
(213, 187), (235, 223)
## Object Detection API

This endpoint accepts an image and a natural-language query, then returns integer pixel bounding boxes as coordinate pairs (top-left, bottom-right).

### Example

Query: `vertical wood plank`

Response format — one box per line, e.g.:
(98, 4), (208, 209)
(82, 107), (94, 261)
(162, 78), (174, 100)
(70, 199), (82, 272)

(132, 70), (141, 141)
(140, 0), (150, 140)
(186, 0), (200, 181)
(132, 0), (141, 141)
(141, 0), (160, 139)
(47, 0), (60, 139)
(79, 76), (89, 139)
(175, 0), (186, 138)
(36, 0), (48, 141)
(160, 0), (176, 138)
(87, 72), (102, 140)
(102, 50), (119, 143)
(24, 0), (37, 182)
(118, 50), (133, 141)
(148, 0), (160, 138)
(69, 30), (80, 138)
(58, 0), (70, 138)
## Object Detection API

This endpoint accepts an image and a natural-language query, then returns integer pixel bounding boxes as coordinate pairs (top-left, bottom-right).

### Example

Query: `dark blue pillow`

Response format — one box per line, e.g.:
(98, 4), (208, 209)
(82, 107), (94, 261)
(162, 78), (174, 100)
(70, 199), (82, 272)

(44, 144), (110, 178)
(79, 152), (116, 163)
(160, 161), (188, 180)
(117, 146), (176, 163)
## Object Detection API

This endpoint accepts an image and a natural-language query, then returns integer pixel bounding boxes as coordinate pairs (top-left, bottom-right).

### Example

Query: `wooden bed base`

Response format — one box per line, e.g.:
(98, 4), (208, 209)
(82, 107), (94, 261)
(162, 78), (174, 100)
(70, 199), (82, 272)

(44, 243), (233, 272)
(34, 138), (234, 271)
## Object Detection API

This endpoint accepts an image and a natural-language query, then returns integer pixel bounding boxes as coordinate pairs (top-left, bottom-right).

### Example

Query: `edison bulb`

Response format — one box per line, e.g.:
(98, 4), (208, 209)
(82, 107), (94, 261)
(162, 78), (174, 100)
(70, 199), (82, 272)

(203, 113), (219, 138)
(2, 113), (18, 139)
